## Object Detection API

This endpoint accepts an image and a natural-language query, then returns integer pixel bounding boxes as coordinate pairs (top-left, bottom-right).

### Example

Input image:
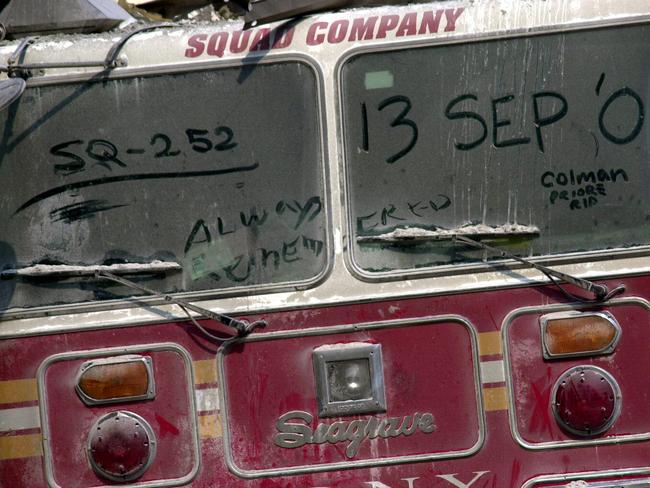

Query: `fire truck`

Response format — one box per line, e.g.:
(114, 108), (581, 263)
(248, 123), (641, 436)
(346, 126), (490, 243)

(1, 0), (650, 486)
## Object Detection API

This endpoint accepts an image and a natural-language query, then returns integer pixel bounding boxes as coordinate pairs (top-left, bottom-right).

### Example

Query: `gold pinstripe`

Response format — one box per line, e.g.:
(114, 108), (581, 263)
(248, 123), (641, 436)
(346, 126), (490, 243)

(0, 434), (42, 460)
(483, 386), (508, 411)
(0, 379), (38, 405)
(193, 359), (218, 385)
(198, 414), (222, 439)
(478, 331), (502, 356)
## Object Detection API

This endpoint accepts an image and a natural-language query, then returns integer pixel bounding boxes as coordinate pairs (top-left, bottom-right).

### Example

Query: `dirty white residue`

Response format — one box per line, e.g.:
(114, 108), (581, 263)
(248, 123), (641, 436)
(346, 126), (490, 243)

(565, 481), (588, 488)
(333, 227), (343, 255)
(8, 260), (181, 277)
(357, 223), (540, 242)
(31, 40), (75, 51)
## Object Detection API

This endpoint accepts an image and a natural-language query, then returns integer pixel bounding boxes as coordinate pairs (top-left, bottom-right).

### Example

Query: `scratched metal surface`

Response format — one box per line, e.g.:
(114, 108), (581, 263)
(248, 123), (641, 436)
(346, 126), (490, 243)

(0, 277), (648, 487)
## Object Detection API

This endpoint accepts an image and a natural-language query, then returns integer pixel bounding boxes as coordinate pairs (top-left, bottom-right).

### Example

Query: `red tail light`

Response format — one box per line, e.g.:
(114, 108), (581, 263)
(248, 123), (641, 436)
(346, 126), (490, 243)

(552, 365), (621, 436)
(87, 410), (156, 482)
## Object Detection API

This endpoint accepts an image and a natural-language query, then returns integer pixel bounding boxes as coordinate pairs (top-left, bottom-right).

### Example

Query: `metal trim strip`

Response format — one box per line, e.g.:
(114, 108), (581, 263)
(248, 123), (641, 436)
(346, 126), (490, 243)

(2, 262), (649, 338)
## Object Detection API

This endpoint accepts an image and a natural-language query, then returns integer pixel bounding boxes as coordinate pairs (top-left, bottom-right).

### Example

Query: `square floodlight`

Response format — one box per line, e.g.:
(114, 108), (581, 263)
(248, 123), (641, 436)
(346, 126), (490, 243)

(313, 342), (386, 418)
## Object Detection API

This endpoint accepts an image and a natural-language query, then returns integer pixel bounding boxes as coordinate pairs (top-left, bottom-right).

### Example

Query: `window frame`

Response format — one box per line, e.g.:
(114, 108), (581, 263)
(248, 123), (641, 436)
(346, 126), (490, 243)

(337, 16), (650, 283)
(0, 53), (333, 314)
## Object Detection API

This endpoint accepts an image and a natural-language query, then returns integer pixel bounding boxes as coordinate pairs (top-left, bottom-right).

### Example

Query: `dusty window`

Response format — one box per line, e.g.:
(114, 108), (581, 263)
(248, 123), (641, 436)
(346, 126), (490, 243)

(341, 24), (650, 275)
(0, 61), (327, 308)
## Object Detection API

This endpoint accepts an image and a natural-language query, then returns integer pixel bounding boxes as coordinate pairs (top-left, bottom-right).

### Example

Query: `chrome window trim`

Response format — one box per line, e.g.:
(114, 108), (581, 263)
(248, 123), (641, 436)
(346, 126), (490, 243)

(37, 342), (200, 488)
(217, 314), (485, 478)
(335, 15), (650, 283)
(2, 261), (650, 335)
(501, 297), (650, 450)
(5, 52), (334, 312)
(540, 310), (621, 360)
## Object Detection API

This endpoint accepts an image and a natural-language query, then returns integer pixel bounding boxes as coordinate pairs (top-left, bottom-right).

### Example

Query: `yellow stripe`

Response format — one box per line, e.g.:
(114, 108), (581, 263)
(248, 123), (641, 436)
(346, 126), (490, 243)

(193, 359), (218, 385)
(0, 379), (38, 405)
(483, 386), (508, 412)
(198, 414), (222, 439)
(0, 434), (42, 460)
(478, 331), (502, 356)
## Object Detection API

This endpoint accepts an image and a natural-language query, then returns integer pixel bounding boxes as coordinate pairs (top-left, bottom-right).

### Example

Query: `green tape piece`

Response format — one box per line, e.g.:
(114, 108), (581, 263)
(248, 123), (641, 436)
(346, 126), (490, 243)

(183, 241), (235, 281)
(364, 71), (394, 90)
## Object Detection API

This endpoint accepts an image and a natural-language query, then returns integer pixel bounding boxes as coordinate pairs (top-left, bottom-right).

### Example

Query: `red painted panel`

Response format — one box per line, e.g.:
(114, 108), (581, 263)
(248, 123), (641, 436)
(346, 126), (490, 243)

(222, 319), (480, 472)
(41, 348), (196, 487)
(1, 276), (650, 487)
(507, 302), (650, 445)
(0, 458), (46, 487)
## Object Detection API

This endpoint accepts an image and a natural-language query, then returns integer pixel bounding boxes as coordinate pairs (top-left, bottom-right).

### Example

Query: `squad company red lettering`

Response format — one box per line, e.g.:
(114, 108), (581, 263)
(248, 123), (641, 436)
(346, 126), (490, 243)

(207, 32), (228, 57)
(272, 26), (295, 49)
(349, 16), (378, 41)
(327, 19), (349, 44)
(396, 12), (417, 37)
(250, 28), (271, 51)
(185, 33), (207, 57)
(376, 14), (399, 38)
(444, 7), (465, 31)
(230, 30), (251, 53)
(184, 7), (465, 57)
(418, 10), (443, 34)
(306, 22), (328, 45)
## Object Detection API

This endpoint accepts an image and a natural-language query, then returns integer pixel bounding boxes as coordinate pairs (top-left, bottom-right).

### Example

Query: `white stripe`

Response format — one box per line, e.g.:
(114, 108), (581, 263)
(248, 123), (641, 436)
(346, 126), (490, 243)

(195, 388), (219, 412)
(0, 406), (40, 432)
(480, 360), (505, 384)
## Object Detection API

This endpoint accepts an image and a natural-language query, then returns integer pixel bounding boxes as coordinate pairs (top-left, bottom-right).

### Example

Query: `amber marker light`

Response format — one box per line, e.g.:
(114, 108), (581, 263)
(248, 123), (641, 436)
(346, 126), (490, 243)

(540, 311), (620, 360)
(76, 356), (155, 406)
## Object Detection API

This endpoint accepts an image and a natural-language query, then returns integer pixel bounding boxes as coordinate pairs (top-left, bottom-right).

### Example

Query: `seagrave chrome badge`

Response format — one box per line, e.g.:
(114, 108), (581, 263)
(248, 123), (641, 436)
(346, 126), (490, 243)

(274, 410), (436, 458)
